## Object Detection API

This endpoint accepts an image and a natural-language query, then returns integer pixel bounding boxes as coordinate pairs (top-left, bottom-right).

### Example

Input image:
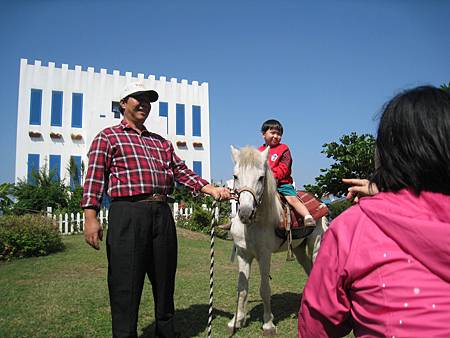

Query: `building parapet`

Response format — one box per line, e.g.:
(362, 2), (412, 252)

(20, 58), (208, 87)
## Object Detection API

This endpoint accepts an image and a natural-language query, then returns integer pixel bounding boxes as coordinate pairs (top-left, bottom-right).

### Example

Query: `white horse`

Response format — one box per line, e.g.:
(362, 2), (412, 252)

(228, 145), (329, 335)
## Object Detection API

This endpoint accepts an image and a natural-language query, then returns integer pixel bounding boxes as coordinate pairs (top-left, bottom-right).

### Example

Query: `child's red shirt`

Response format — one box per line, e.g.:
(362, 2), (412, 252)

(258, 143), (293, 185)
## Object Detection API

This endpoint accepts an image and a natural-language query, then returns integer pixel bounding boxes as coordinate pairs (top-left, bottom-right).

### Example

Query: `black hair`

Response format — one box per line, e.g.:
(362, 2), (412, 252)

(371, 86), (450, 195)
(261, 119), (284, 135)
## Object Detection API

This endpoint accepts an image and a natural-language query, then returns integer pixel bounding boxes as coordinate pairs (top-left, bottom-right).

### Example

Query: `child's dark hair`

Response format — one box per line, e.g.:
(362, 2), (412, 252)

(371, 85), (450, 195)
(261, 119), (284, 135)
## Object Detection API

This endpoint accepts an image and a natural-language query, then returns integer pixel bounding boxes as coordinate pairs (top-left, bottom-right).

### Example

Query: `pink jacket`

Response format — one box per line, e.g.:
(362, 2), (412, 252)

(298, 189), (450, 338)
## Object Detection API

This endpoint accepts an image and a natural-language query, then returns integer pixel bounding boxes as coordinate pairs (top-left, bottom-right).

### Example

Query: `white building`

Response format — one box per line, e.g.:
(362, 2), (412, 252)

(15, 58), (211, 187)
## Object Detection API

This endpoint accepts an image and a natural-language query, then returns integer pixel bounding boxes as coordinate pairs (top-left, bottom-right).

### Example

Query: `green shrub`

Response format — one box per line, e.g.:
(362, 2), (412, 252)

(328, 199), (353, 219)
(175, 206), (229, 239)
(191, 205), (213, 232)
(0, 214), (65, 260)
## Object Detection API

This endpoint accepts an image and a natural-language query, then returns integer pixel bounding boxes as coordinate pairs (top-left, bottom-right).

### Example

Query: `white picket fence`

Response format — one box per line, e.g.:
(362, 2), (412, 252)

(47, 201), (235, 235)
(47, 207), (108, 235)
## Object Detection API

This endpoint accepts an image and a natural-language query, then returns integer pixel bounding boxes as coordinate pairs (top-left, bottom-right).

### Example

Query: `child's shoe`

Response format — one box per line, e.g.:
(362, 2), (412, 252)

(304, 215), (316, 228)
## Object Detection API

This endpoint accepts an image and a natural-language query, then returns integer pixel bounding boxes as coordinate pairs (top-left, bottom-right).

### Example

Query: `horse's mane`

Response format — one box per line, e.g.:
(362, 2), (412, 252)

(238, 147), (264, 168)
(237, 147), (283, 225)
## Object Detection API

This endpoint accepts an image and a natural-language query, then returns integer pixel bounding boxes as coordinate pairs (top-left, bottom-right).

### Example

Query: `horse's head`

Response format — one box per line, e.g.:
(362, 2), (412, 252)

(231, 145), (271, 224)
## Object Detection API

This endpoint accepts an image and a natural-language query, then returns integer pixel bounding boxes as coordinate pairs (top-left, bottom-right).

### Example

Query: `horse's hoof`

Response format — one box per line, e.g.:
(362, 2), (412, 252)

(263, 327), (277, 336)
(227, 317), (246, 334)
(227, 325), (238, 335)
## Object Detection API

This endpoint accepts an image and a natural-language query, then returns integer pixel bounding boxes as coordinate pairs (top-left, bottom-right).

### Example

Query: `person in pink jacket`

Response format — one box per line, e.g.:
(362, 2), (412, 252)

(298, 86), (450, 338)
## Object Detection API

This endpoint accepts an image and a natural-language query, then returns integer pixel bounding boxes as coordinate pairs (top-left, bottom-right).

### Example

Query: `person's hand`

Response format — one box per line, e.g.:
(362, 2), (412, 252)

(216, 187), (232, 201)
(84, 209), (103, 250)
(201, 184), (231, 201)
(342, 178), (379, 203)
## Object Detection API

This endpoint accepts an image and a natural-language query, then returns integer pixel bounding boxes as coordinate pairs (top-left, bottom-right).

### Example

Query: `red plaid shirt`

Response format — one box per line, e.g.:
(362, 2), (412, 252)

(82, 120), (209, 209)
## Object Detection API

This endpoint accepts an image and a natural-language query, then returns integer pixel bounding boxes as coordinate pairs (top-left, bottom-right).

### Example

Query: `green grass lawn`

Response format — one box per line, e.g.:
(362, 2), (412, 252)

(0, 228), (309, 337)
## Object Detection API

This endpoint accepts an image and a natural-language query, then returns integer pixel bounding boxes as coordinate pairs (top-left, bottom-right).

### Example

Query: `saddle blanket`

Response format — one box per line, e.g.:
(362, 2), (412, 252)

(281, 190), (329, 229)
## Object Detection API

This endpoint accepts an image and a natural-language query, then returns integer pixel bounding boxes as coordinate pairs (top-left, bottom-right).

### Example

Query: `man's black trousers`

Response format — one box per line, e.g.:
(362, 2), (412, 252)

(107, 200), (177, 338)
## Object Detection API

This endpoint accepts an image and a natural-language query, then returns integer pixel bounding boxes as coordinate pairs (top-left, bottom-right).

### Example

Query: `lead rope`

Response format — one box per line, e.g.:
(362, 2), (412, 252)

(207, 200), (218, 338)
(208, 190), (241, 336)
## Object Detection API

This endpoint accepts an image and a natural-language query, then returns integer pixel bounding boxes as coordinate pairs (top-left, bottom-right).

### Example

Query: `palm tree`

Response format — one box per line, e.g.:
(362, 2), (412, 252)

(67, 157), (80, 189)
(440, 82), (450, 93)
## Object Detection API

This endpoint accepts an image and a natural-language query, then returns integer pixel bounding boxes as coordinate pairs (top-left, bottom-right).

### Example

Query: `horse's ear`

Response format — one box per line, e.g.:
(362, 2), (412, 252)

(230, 145), (240, 163)
(261, 146), (270, 162)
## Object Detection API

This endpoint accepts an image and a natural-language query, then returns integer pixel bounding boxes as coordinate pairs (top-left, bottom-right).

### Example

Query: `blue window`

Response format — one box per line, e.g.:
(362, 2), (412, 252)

(193, 161), (202, 177)
(192, 105), (201, 137)
(112, 101), (121, 119)
(27, 154), (40, 184)
(49, 155), (61, 181)
(176, 104), (185, 136)
(101, 193), (111, 209)
(51, 91), (63, 126)
(159, 102), (169, 134)
(30, 89), (42, 125)
(70, 156), (82, 189)
(159, 102), (168, 117)
(72, 93), (83, 128)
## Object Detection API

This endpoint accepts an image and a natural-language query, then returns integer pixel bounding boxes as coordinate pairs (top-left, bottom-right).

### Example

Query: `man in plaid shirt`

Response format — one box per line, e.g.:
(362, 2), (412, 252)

(82, 82), (230, 338)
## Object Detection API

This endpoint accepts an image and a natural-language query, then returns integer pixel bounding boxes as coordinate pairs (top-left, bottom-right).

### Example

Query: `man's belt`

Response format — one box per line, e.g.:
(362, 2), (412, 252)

(112, 194), (174, 203)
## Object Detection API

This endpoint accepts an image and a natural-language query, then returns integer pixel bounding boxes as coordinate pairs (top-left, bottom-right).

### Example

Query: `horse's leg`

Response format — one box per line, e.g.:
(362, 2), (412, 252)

(292, 238), (312, 275)
(293, 216), (329, 275)
(258, 253), (277, 335)
(310, 216), (329, 262)
(227, 252), (253, 332)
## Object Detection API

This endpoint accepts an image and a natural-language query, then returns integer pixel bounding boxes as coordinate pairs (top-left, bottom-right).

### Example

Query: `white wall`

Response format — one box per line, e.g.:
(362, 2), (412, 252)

(15, 58), (211, 185)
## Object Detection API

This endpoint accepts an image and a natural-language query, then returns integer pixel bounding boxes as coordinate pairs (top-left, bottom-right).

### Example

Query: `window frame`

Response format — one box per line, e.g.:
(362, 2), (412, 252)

(71, 93), (83, 128)
(193, 160), (202, 178)
(49, 154), (61, 181)
(51, 90), (63, 127)
(192, 105), (201, 137)
(176, 103), (185, 136)
(27, 153), (40, 183)
(70, 155), (82, 189)
(29, 89), (42, 125)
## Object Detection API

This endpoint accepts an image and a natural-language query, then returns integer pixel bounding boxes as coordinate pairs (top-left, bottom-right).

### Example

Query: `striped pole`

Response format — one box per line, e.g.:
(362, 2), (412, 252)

(207, 201), (218, 338)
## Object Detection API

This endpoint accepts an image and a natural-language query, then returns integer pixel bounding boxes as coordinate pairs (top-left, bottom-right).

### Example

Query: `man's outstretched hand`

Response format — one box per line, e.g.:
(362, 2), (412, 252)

(201, 184), (231, 201)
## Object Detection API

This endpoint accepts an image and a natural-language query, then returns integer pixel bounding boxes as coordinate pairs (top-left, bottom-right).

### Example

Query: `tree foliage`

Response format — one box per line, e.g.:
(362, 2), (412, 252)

(65, 185), (84, 214)
(305, 133), (375, 198)
(0, 183), (14, 214)
(171, 184), (217, 208)
(440, 82), (450, 93)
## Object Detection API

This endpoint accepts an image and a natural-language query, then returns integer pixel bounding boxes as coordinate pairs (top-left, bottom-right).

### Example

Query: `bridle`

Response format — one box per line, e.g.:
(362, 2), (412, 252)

(231, 177), (265, 222)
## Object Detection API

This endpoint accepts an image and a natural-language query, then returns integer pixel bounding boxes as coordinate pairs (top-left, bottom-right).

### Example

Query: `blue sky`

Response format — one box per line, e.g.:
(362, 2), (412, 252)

(1, 0), (449, 187)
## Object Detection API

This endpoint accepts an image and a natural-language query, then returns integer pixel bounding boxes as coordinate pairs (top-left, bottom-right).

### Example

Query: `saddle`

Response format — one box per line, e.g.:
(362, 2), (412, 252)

(275, 191), (329, 240)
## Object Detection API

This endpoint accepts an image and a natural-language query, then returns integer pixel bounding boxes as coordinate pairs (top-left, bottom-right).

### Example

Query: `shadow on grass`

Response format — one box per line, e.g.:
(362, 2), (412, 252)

(247, 292), (302, 326)
(139, 304), (231, 338)
(139, 292), (302, 337)
(247, 291), (302, 325)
